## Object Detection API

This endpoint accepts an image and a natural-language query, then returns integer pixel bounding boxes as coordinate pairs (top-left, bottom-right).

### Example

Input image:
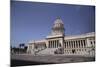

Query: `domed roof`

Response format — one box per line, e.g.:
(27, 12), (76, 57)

(53, 17), (64, 29)
(50, 17), (65, 36)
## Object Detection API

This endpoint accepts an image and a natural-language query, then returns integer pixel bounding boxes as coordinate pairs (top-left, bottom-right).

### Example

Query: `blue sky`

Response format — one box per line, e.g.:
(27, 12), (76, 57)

(11, 1), (95, 47)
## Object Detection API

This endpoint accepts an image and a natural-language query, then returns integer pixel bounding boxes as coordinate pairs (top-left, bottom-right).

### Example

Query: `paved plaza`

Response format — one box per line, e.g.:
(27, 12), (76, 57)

(11, 54), (95, 66)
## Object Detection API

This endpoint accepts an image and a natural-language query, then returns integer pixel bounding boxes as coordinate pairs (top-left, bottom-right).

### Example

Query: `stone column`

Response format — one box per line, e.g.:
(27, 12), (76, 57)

(73, 40), (75, 48)
(77, 40), (79, 48)
(58, 40), (59, 48)
(53, 41), (54, 48)
(81, 40), (83, 48)
(67, 42), (68, 48)
(82, 40), (84, 48)
(73, 41), (74, 48)
(71, 41), (72, 48)
(72, 41), (74, 48)
(47, 41), (49, 48)
(80, 40), (82, 48)
(75, 41), (76, 48)
(52, 41), (53, 48)
(49, 41), (50, 48)
(69, 41), (70, 48)
(65, 42), (66, 48)
(50, 41), (51, 48)
(54, 40), (55, 48)
(67, 41), (69, 48)
(48, 41), (50, 48)
(56, 40), (57, 48)
(53, 40), (55, 48)
(70, 41), (71, 48)
(79, 40), (81, 48)
(55, 40), (56, 48)
(84, 40), (86, 48)
(51, 41), (52, 48)
(57, 40), (58, 48)
(53, 40), (54, 48)
(86, 38), (90, 47)
(55, 40), (57, 48)
(75, 41), (77, 48)
(59, 38), (64, 48)
(70, 41), (72, 48)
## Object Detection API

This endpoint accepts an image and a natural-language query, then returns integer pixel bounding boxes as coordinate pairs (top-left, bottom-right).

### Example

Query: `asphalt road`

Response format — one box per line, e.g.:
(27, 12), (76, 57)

(11, 54), (95, 67)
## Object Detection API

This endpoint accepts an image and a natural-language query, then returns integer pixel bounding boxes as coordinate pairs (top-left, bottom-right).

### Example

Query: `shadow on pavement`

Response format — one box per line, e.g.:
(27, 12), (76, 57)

(11, 59), (55, 67)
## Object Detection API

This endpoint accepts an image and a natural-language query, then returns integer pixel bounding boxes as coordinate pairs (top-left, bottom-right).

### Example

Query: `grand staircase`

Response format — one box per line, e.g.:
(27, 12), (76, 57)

(36, 48), (57, 55)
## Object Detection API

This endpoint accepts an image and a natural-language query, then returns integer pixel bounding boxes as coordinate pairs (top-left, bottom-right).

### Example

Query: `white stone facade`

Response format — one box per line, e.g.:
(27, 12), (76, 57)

(27, 18), (95, 57)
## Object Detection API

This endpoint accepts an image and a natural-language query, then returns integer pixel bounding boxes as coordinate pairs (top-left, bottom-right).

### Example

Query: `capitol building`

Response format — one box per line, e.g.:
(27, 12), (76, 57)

(27, 17), (95, 56)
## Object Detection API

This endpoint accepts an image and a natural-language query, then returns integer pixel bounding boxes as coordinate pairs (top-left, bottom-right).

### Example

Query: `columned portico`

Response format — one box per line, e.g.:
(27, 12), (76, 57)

(48, 39), (62, 48)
